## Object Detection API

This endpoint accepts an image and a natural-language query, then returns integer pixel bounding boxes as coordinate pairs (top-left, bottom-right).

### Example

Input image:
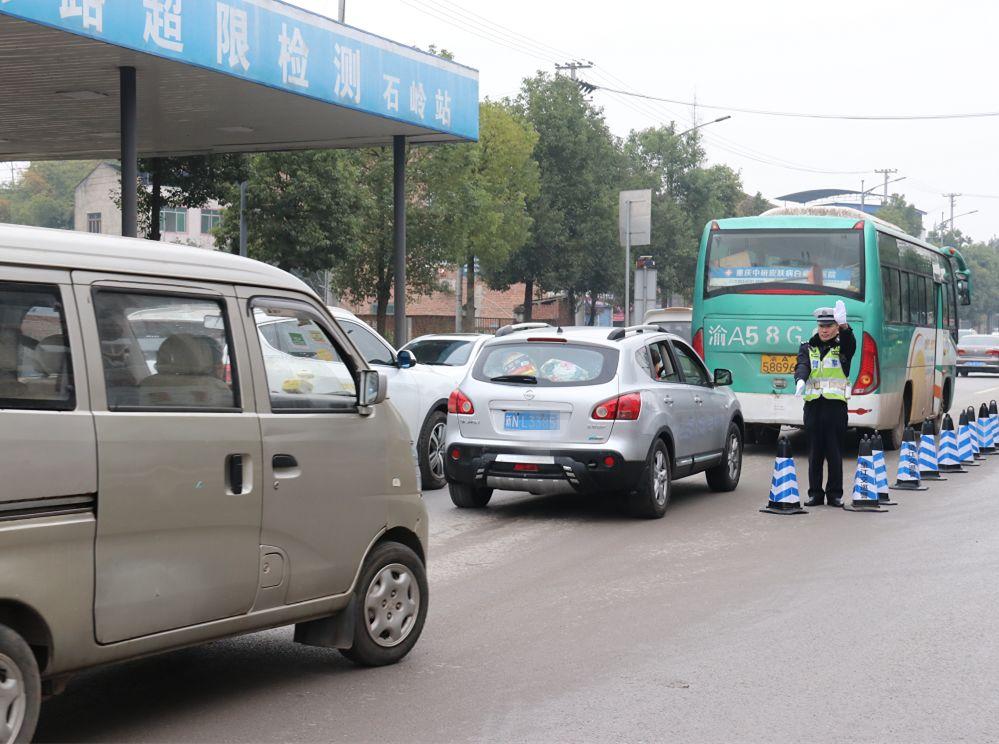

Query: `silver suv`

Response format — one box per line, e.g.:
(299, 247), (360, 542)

(444, 324), (744, 518)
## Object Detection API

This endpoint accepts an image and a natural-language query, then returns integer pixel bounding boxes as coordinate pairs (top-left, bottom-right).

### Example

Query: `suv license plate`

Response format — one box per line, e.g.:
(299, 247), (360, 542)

(761, 354), (796, 375)
(504, 411), (559, 431)
(966, 361), (986, 367)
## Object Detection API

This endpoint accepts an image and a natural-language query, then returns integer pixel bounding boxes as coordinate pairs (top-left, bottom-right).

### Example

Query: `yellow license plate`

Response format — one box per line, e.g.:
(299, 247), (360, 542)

(760, 354), (796, 375)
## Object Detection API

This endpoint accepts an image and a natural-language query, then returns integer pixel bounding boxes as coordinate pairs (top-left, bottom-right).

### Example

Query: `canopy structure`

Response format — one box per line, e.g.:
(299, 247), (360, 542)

(0, 0), (480, 343)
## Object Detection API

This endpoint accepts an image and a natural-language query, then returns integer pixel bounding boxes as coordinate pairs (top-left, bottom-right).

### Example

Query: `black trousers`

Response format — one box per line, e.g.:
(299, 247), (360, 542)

(803, 397), (848, 501)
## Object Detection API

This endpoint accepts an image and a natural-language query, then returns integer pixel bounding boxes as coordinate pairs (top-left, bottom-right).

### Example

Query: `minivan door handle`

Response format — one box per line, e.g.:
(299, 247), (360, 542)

(227, 454), (244, 495)
(273, 454), (298, 470)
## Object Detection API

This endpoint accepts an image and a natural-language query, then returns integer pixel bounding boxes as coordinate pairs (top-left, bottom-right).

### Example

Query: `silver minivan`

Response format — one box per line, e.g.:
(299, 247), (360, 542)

(0, 224), (428, 743)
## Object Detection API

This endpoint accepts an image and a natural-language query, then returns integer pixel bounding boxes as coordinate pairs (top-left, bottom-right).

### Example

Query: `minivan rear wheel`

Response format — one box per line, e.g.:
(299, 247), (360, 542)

(629, 440), (671, 519)
(0, 624), (40, 744)
(448, 482), (493, 508)
(339, 542), (428, 667)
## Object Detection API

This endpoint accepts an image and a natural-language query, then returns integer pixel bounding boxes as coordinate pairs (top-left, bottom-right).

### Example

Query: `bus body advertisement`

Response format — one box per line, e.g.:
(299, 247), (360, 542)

(691, 207), (971, 450)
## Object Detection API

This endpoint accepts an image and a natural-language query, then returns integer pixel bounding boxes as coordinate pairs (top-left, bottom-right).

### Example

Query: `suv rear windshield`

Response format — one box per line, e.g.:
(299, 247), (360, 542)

(473, 342), (618, 387)
(705, 229), (864, 298)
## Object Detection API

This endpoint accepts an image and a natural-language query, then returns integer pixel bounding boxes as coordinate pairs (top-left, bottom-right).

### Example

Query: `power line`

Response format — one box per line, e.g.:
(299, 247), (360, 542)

(578, 81), (999, 121)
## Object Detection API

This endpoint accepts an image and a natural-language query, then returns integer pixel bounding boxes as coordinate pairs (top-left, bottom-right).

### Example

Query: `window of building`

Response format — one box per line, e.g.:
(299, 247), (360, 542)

(160, 208), (188, 234)
(87, 212), (102, 233)
(200, 208), (222, 234)
(0, 283), (75, 410)
(93, 291), (237, 411)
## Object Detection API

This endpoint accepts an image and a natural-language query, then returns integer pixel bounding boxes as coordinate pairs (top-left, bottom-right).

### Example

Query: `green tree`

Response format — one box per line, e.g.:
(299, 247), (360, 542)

(623, 126), (743, 303)
(139, 155), (247, 240)
(0, 160), (99, 229)
(876, 194), (923, 237)
(415, 100), (540, 330)
(737, 191), (773, 217)
(503, 73), (622, 321)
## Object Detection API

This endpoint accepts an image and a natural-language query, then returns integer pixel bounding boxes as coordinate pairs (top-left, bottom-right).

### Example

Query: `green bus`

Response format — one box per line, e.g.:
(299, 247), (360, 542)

(691, 207), (971, 449)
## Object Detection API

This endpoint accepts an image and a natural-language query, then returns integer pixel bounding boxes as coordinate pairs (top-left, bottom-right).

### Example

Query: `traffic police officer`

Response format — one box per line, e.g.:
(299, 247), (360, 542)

(794, 300), (856, 507)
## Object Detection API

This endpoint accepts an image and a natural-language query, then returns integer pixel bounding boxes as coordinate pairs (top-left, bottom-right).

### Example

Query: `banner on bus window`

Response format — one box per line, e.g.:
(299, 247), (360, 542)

(709, 267), (855, 289)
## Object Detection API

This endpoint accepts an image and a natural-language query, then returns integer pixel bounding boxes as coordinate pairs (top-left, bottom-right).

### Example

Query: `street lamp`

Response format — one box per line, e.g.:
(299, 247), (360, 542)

(677, 115), (731, 137)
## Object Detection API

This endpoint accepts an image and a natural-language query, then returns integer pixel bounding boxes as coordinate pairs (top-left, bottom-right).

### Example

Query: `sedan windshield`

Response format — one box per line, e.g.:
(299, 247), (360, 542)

(403, 338), (474, 366)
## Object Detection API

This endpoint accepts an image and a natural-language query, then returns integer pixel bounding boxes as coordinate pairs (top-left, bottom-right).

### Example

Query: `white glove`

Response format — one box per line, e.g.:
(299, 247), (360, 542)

(794, 379), (805, 397)
(833, 300), (847, 326)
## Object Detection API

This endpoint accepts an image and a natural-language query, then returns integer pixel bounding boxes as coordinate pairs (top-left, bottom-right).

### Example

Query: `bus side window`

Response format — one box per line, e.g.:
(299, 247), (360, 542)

(915, 275), (928, 326)
(926, 281), (936, 327)
(900, 271), (911, 324)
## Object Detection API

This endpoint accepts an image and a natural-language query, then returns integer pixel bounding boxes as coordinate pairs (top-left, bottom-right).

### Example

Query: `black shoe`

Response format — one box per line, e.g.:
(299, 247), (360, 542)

(804, 495), (824, 507)
(827, 496), (844, 507)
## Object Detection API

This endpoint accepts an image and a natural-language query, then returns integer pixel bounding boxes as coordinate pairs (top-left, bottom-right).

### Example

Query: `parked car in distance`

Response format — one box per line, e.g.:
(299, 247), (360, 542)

(643, 306), (692, 342)
(957, 334), (999, 375)
(400, 333), (491, 386)
(328, 308), (459, 490)
(0, 224), (429, 744)
(444, 322), (743, 519)
(958, 327), (977, 339)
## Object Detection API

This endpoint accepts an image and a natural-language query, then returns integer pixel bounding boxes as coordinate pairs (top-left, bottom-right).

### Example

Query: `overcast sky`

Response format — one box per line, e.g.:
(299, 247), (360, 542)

(291, 0), (998, 241)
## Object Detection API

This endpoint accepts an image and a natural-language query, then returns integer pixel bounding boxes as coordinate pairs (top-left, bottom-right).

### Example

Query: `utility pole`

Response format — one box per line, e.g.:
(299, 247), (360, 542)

(944, 193), (960, 234)
(860, 179), (865, 212)
(555, 61), (593, 80)
(337, 0), (345, 22)
(874, 168), (898, 202)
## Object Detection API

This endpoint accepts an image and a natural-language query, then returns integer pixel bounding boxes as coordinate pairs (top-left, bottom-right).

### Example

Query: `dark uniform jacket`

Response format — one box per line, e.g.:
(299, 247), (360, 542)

(793, 327), (857, 385)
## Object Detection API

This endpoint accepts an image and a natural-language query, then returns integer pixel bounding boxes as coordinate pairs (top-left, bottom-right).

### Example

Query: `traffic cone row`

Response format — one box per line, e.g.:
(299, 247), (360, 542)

(762, 400), (999, 515)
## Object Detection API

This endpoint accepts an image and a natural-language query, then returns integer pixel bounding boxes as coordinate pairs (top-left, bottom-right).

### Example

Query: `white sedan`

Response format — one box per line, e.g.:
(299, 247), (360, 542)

(400, 333), (491, 387)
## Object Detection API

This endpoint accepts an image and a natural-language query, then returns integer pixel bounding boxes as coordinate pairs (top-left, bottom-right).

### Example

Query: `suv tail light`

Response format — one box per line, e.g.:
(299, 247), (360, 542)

(592, 392), (642, 421)
(692, 327), (704, 359)
(448, 389), (475, 415)
(851, 332), (880, 396)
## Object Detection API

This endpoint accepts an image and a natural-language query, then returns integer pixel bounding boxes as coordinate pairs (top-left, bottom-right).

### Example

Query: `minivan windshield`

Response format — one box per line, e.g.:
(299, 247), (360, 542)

(473, 342), (618, 387)
(705, 229), (864, 298)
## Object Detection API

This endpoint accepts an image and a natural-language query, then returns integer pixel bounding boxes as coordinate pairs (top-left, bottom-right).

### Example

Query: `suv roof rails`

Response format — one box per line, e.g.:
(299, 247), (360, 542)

(496, 322), (553, 338)
(607, 324), (664, 341)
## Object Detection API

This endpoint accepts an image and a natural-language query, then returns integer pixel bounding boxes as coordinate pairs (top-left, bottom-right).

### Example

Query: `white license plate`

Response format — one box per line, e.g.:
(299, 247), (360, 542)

(495, 454), (555, 464)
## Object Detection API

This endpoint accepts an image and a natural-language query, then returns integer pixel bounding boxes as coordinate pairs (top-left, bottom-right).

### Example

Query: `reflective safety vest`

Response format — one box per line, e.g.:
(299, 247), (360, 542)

(804, 344), (849, 402)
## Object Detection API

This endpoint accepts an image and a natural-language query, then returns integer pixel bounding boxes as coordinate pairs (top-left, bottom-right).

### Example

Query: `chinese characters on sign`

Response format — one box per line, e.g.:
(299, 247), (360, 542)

(434, 88), (452, 127)
(217, 3), (250, 71)
(409, 81), (427, 120)
(334, 43), (361, 104)
(382, 75), (400, 112)
(60, 0), (104, 33)
(278, 23), (309, 89)
(143, 0), (183, 53)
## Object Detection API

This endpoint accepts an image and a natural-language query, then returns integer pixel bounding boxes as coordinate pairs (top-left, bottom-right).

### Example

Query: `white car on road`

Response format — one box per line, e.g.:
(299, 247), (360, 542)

(400, 333), (491, 387)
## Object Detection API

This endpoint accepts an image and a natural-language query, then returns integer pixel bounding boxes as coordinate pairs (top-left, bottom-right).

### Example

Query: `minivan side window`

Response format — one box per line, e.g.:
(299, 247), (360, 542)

(672, 341), (711, 386)
(0, 282), (75, 410)
(252, 302), (357, 412)
(93, 291), (237, 410)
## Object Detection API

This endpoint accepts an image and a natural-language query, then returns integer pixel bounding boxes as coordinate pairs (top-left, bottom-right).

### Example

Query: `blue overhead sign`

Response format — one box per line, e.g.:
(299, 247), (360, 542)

(0, 0), (479, 140)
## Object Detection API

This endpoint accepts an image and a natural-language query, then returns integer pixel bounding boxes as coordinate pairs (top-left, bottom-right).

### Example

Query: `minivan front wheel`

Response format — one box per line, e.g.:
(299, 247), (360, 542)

(339, 542), (428, 667)
(0, 625), (40, 744)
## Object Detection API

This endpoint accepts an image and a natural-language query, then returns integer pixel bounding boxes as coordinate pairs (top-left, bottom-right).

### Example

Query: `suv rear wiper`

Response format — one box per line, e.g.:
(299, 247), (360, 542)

(490, 374), (538, 384)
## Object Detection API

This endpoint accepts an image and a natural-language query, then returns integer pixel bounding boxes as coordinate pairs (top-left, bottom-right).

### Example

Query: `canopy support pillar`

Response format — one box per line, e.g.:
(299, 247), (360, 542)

(119, 66), (138, 238)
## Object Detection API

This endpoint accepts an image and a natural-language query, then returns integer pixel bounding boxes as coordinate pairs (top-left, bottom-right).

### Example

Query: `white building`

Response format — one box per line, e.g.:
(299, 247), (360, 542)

(74, 162), (224, 250)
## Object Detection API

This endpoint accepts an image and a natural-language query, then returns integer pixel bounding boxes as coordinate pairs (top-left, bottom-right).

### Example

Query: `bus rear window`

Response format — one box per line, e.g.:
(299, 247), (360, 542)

(705, 229), (864, 298)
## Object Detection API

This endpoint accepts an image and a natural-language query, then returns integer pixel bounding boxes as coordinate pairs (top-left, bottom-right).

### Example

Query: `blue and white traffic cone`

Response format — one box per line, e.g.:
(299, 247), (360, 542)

(990, 400), (999, 450)
(891, 426), (927, 491)
(957, 410), (980, 467)
(937, 414), (967, 474)
(917, 418), (947, 481)
(870, 432), (896, 505)
(760, 436), (807, 515)
(844, 437), (887, 511)
(968, 406), (986, 461)
(979, 403), (997, 455)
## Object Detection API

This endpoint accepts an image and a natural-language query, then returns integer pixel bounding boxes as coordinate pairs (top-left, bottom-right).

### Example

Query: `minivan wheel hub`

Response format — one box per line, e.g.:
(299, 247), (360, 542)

(0, 652), (26, 744)
(364, 563), (420, 648)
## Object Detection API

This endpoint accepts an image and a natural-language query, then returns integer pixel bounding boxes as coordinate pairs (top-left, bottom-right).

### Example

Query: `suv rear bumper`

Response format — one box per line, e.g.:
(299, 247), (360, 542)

(444, 444), (646, 495)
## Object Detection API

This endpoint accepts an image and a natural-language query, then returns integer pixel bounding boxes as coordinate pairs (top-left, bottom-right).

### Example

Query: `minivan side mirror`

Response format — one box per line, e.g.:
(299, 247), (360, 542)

(713, 368), (733, 386)
(358, 370), (387, 408)
(397, 349), (417, 369)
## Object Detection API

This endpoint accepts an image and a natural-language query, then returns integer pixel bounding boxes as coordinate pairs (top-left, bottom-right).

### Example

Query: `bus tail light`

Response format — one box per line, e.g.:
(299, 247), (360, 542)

(851, 332), (880, 396)
(692, 327), (704, 359)
(592, 392), (642, 421)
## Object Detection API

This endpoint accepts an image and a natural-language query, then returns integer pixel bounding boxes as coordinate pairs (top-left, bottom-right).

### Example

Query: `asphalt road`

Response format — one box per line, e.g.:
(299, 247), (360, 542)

(37, 375), (999, 743)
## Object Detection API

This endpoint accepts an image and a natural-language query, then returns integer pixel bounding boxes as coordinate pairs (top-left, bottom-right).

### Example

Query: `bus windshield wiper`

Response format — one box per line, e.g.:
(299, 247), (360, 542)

(490, 374), (538, 384)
